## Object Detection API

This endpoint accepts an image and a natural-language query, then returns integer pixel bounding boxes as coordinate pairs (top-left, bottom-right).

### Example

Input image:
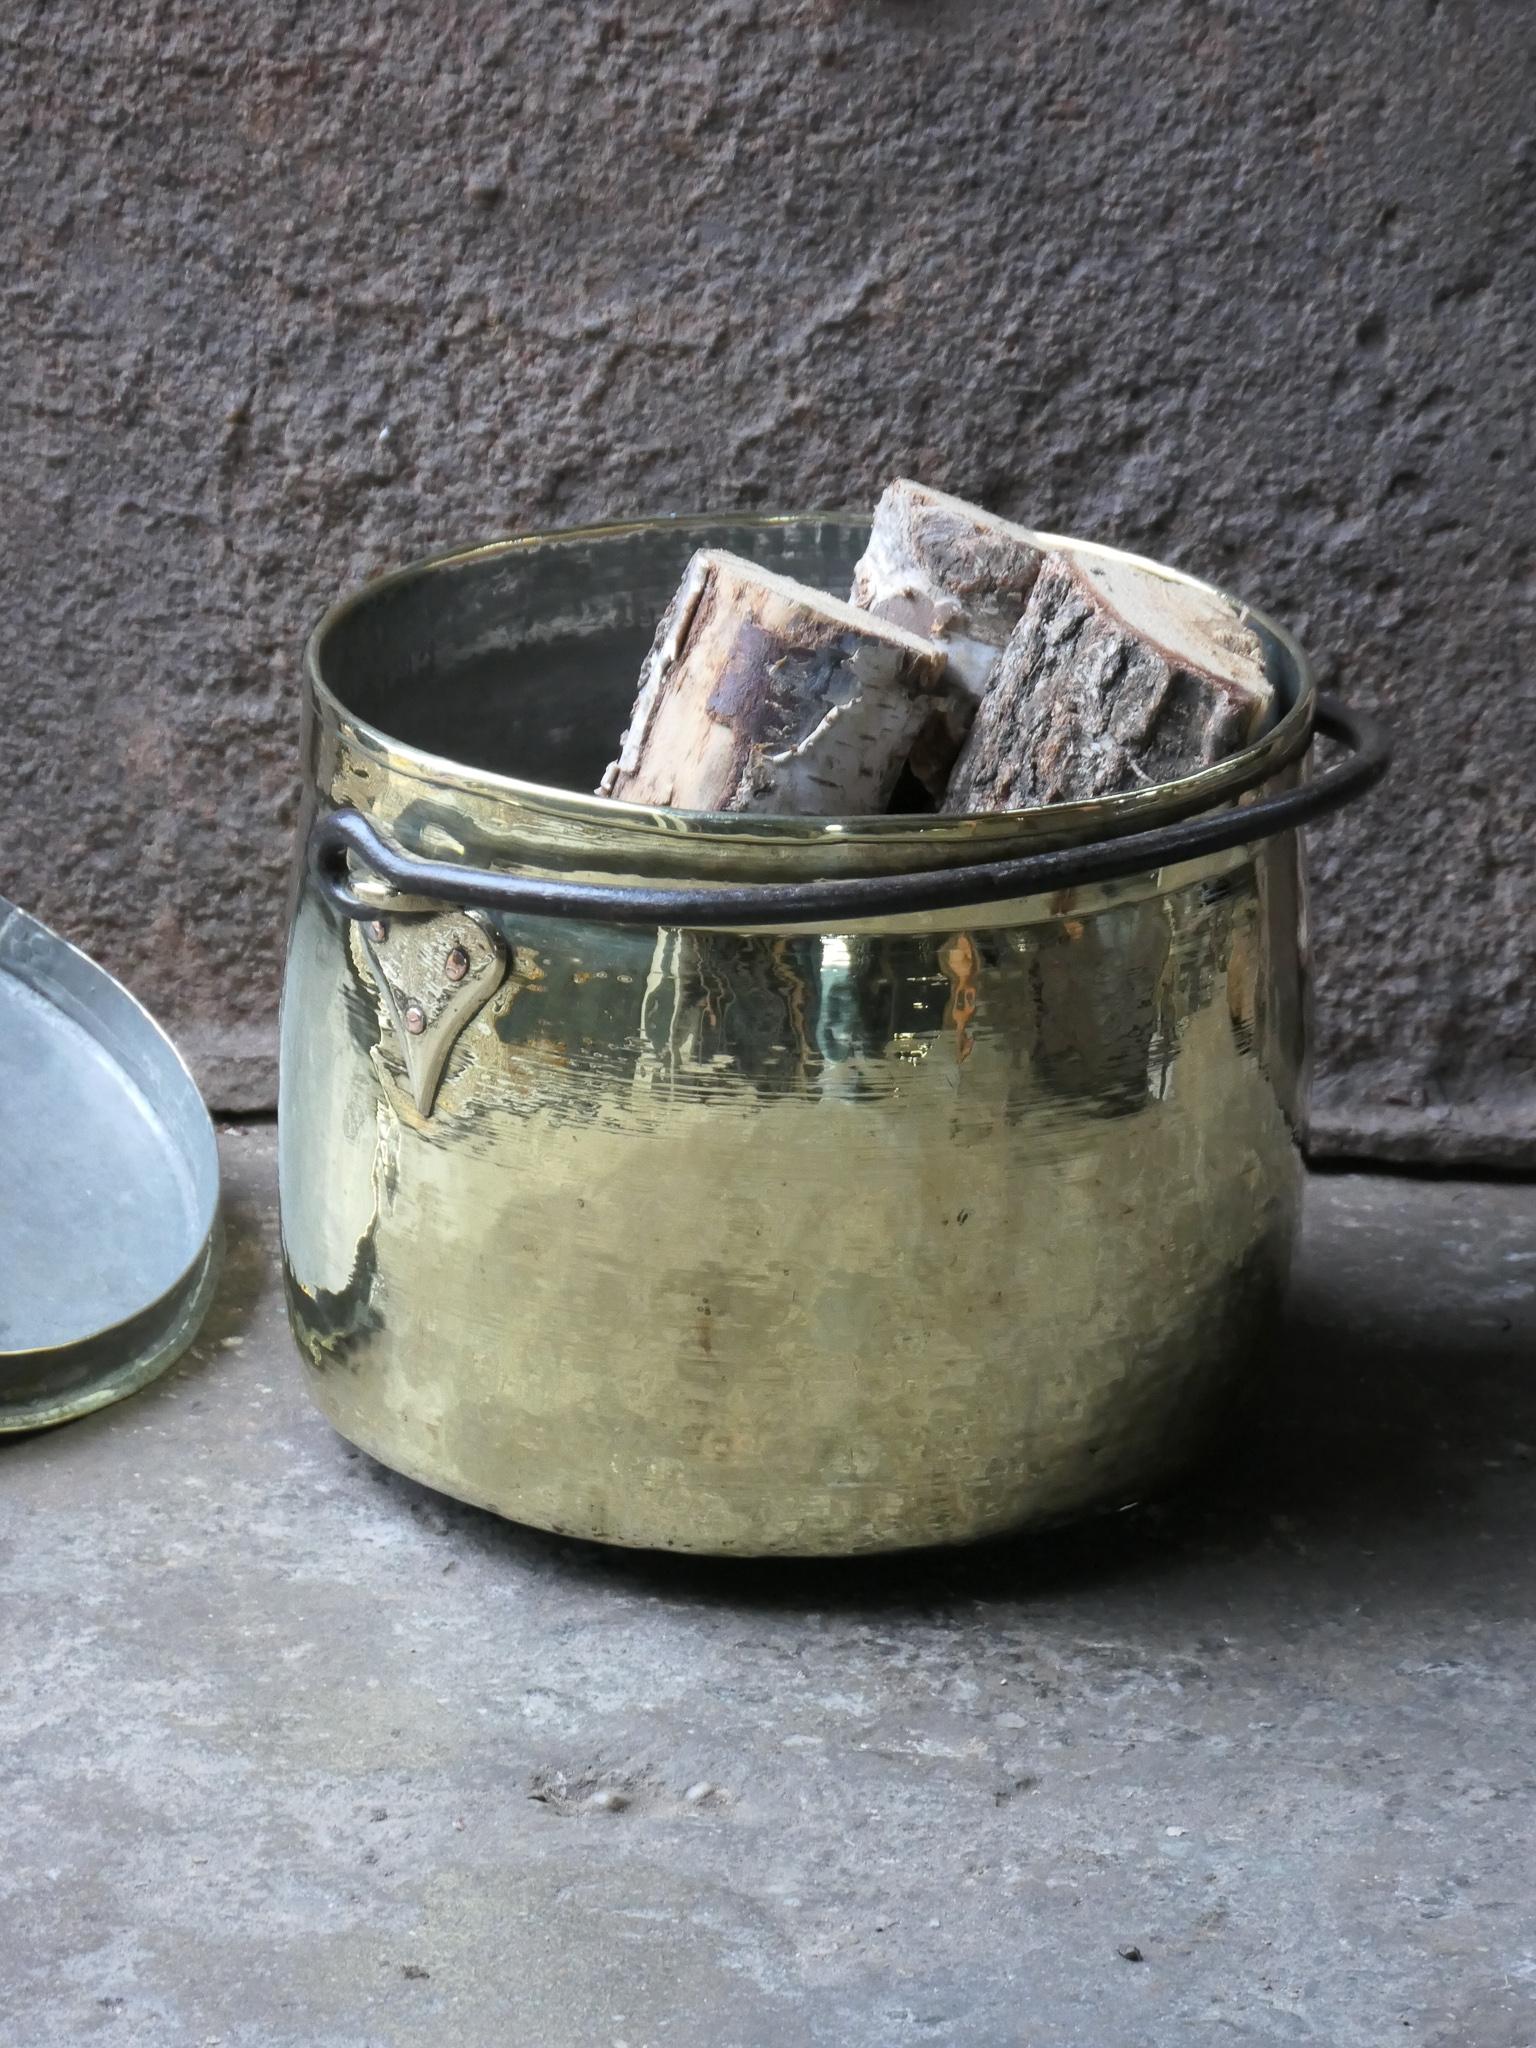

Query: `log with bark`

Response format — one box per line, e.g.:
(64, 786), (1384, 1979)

(598, 549), (962, 815)
(942, 548), (1274, 815)
(848, 479), (1046, 706)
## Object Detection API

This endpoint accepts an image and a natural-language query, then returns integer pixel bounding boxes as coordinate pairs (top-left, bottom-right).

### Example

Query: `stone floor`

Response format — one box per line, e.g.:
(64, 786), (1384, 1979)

(4, 1126), (1535, 2048)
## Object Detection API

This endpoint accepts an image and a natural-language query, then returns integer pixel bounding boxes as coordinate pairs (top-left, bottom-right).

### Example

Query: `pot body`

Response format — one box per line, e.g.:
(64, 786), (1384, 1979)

(280, 517), (1310, 1556)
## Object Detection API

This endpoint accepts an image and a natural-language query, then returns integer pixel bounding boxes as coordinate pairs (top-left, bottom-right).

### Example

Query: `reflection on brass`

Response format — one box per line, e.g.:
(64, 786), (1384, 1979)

(281, 516), (1314, 1556)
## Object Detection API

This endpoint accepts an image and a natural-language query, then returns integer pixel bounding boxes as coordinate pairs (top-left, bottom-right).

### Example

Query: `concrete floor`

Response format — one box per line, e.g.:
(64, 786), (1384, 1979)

(4, 1128), (1535, 2048)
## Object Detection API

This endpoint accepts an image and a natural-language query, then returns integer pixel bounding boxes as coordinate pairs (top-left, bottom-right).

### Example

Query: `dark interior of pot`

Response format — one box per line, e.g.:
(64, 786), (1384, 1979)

(313, 515), (1303, 799)
(314, 517), (869, 794)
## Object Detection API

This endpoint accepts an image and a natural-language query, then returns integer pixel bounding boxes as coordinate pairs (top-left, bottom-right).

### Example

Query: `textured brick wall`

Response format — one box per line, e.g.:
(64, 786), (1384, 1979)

(4, 0), (1532, 1161)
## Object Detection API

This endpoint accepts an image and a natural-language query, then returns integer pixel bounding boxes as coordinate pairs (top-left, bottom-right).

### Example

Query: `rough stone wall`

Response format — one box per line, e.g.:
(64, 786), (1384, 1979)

(3, 0), (1531, 1161)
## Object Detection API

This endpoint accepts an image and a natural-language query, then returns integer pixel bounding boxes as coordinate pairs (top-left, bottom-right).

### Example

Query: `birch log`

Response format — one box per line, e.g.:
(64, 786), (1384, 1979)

(848, 480), (1046, 705)
(942, 549), (1275, 814)
(598, 550), (956, 815)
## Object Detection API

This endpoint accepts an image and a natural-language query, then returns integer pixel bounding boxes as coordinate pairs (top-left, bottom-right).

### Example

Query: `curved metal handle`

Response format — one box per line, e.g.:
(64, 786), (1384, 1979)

(311, 692), (1389, 929)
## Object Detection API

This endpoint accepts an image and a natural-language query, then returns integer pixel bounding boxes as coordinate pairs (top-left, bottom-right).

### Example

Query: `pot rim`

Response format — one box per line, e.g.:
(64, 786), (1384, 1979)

(304, 511), (1316, 859)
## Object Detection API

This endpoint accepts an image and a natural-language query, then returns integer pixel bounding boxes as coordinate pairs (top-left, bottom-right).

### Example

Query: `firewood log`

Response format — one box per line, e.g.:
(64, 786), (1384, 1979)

(943, 549), (1274, 814)
(599, 549), (957, 816)
(848, 479), (1046, 706)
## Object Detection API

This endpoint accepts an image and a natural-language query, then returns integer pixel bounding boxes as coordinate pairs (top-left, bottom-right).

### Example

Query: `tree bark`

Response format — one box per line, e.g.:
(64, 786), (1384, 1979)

(599, 550), (956, 816)
(942, 549), (1275, 814)
(848, 480), (1045, 706)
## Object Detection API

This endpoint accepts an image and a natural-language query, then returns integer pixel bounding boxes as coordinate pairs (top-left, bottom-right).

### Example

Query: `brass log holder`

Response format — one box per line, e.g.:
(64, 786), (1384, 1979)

(280, 515), (1390, 1557)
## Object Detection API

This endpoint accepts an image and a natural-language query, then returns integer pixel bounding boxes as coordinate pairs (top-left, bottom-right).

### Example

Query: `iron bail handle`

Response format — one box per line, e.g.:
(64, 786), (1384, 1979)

(311, 692), (1389, 929)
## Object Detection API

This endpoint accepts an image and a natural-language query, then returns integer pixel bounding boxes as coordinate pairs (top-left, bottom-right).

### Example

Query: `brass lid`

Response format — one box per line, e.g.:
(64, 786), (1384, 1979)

(0, 898), (221, 1431)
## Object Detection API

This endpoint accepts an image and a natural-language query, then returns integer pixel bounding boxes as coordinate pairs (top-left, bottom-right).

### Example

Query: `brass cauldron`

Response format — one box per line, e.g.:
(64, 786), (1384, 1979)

(280, 516), (1387, 1555)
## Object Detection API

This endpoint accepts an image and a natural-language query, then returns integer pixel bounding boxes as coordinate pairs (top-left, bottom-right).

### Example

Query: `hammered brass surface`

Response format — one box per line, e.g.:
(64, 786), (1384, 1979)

(279, 517), (1312, 1556)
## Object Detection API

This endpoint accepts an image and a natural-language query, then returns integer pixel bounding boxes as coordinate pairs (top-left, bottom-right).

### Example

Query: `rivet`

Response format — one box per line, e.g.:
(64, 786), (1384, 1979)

(368, 919), (388, 944)
(404, 1003), (426, 1035)
(445, 944), (470, 983)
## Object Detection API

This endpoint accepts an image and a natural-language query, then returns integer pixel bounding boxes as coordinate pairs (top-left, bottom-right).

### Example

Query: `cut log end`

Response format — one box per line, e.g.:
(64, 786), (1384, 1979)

(942, 550), (1275, 815)
(848, 478), (1045, 702)
(599, 550), (960, 817)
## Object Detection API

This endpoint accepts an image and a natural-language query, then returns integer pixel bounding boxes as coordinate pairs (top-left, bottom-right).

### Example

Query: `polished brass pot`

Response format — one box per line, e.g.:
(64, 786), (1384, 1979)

(279, 515), (1387, 1556)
